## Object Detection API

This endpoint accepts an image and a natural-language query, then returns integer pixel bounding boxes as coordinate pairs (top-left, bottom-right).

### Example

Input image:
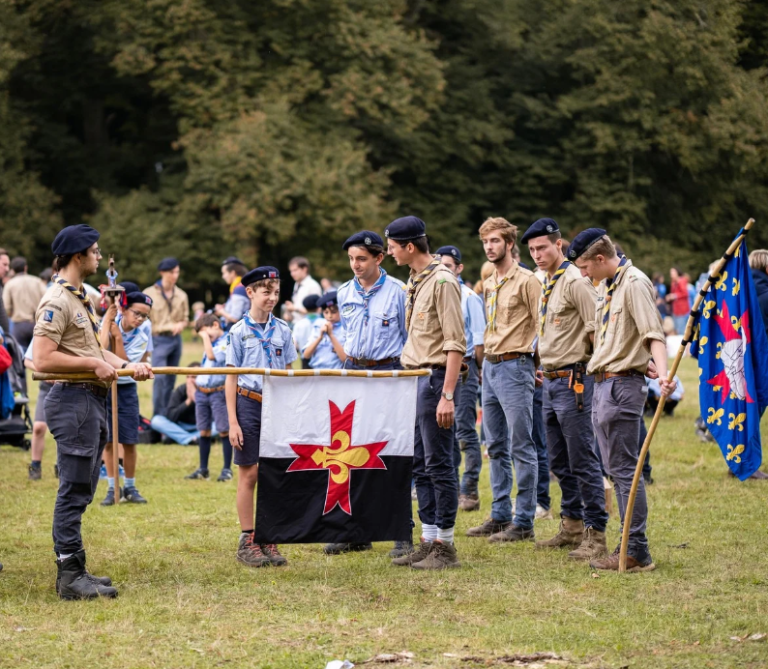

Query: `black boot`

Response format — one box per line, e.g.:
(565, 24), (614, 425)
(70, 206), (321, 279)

(57, 551), (117, 600)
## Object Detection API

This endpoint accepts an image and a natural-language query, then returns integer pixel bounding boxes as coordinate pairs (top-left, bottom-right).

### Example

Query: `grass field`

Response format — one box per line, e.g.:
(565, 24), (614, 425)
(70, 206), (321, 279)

(1, 346), (768, 669)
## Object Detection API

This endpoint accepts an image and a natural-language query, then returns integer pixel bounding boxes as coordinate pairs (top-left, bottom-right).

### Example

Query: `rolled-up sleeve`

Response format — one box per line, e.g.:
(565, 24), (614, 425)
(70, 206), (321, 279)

(436, 279), (466, 353)
(627, 277), (665, 350)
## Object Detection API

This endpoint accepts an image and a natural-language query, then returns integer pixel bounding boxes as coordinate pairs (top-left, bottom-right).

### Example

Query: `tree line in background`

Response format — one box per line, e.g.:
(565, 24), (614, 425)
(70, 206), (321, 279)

(2, 0), (768, 300)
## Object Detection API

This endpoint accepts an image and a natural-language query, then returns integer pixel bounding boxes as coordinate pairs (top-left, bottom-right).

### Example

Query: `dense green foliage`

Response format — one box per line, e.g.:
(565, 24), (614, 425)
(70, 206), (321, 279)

(2, 0), (768, 295)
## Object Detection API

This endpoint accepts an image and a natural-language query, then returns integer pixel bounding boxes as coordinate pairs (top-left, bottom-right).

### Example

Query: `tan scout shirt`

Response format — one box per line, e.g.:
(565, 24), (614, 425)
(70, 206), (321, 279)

(3, 273), (47, 322)
(143, 283), (189, 335)
(539, 263), (597, 370)
(33, 284), (108, 386)
(401, 264), (466, 368)
(587, 261), (665, 375)
(483, 261), (541, 355)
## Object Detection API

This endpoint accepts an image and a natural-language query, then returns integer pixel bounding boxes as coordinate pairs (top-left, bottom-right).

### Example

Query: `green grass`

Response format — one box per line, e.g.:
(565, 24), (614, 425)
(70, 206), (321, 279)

(2, 350), (768, 669)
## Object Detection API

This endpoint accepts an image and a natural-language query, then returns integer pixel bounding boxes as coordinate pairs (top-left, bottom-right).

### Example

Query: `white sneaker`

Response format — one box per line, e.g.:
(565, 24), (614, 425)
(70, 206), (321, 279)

(535, 504), (554, 520)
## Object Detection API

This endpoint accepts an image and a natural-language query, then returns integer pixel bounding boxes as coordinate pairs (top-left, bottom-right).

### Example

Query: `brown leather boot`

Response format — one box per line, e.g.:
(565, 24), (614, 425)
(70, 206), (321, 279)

(392, 539), (432, 567)
(466, 517), (510, 537)
(458, 493), (480, 512)
(534, 517), (584, 549)
(567, 527), (608, 561)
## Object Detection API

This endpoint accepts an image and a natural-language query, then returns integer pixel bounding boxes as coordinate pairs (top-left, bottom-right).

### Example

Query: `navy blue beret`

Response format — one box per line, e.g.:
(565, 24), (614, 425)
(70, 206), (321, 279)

(384, 216), (426, 241)
(51, 225), (100, 256)
(342, 230), (384, 251)
(119, 281), (140, 294)
(242, 266), (279, 287)
(222, 256), (246, 267)
(435, 245), (462, 262)
(521, 218), (560, 245)
(157, 257), (179, 272)
(126, 291), (153, 307)
(317, 290), (338, 309)
(303, 294), (320, 311)
(567, 228), (608, 261)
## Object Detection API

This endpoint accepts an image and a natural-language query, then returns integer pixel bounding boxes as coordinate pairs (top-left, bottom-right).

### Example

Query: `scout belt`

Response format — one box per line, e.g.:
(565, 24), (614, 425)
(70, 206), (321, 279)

(348, 356), (399, 368)
(236, 386), (263, 403)
(593, 370), (644, 383)
(485, 352), (524, 364)
(56, 381), (109, 398)
(197, 385), (225, 394)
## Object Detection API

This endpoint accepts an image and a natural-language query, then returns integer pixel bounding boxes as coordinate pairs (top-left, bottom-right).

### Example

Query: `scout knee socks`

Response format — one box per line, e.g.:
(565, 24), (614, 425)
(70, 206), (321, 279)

(221, 435), (233, 470)
(199, 436), (211, 469)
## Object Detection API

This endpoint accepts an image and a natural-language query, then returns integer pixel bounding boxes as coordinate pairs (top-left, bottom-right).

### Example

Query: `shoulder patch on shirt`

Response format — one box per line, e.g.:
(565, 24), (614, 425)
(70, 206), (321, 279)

(438, 279), (447, 285)
(43, 310), (54, 323)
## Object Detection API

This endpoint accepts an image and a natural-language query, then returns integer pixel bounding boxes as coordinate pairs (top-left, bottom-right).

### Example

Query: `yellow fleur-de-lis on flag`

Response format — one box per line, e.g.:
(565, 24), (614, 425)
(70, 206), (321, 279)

(707, 407), (724, 426)
(698, 335), (708, 356)
(732, 277), (740, 296)
(714, 272), (728, 291)
(728, 413), (746, 432)
(702, 300), (716, 319)
(727, 444), (745, 463)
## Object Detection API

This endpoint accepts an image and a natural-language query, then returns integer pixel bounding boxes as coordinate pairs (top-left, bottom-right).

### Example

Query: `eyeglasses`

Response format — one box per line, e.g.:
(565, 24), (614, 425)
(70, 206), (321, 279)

(91, 247), (102, 256)
(127, 308), (149, 321)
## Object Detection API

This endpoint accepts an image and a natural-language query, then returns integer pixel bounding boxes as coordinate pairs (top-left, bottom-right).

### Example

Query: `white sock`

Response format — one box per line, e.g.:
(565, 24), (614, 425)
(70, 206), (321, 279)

(421, 524), (438, 542)
(437, 527), (455, 544)
(58, 553), (73, 561)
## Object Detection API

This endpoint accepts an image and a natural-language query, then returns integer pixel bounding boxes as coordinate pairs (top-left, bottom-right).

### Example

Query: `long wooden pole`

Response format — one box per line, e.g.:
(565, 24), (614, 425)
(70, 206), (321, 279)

(111, 379), (120, 498)
(618, 218), (755, 572)
(32, 367), (431, 382)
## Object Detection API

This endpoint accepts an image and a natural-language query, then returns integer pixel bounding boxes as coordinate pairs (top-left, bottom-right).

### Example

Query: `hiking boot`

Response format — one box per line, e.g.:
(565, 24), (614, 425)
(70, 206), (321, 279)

(489, 524), (535, 543)
(590, 546), (656, 572)
(121, 486), (148, 504)
(56, 566), (112, 595)
(568, 527), (608, 561)
(185, 468), (209, 480)
(100, 488), (121, 507)
(411, 540), (461, 570)
(28, 464), (42, 481)
(322, 542), (372, 555)
(535, 504), (554, 520)
(236, 534), (271, 567)
(466, 517), (511, 537)
(261, 544), (288, 566)
(217, 468), (233, 482)
(535, 517), (584, 550)
(57, 551), (118, 600)
(389, 540), (415, 558)
(392, 539), (432, 566)
(458, 493), (480, 512)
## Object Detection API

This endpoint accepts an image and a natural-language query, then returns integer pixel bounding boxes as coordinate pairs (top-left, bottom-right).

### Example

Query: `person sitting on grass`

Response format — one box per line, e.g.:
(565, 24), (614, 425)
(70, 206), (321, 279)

(185, 313), (233, 482)
(99, 291), (154, 506)
(150, 362), (205, 445)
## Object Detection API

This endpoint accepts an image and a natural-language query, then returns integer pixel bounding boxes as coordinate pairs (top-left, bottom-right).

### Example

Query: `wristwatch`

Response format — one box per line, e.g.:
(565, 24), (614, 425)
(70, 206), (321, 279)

(121, 362), (129, 369)
(441, 391), (454, 401)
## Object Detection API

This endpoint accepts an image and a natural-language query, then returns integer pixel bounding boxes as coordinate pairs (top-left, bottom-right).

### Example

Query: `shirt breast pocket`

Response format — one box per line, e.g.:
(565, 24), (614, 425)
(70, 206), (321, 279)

(73, 319), (93, 348)
(375, 312), (398, 339)
(499, 290), (524, 325)
(607, 306), (624, 338)
(271, 337), (286, 360)
(548, 307), (566, 329)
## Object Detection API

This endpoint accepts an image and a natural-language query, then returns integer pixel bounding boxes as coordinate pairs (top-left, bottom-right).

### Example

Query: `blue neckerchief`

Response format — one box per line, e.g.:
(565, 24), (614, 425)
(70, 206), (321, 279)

(202, 333), (226, 365)
(116, 315), (140, 347)
(244, 313), (276, 367)
(353, 268), (387, 325)
(155, 279), (175, 312)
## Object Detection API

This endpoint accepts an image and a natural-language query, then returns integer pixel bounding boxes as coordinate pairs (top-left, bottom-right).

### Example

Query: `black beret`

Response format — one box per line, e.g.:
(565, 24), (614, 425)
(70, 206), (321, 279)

(242, 266), (279, 287)
(342, 230), (384, 251)
(435, 245), (462, 262)
(302, 294), (320, 311)
(51, 225), (100, 256)
(157, 257), (179, 272)
(567, 228), (608, 261)
(521, 218), (560, 245)
(119, 281), (140, 294)
(222, 256), (246, 267)
(126, 291), (153, 307)
(317, 290), (338, 309)
(384, 216), (426, 241)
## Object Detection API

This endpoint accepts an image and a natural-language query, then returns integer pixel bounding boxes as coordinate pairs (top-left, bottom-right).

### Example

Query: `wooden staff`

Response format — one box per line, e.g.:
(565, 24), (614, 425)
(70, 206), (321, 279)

(111, 379), (120, 497)
(32, 367), (432, 382)
(618, 218), (756, 572)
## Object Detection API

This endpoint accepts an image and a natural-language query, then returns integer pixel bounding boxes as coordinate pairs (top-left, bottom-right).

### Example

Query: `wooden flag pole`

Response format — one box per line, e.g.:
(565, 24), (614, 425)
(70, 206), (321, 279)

(111, 379), (120, 497)
(618, 218), (755, 573)
(32, 367), (432, 382)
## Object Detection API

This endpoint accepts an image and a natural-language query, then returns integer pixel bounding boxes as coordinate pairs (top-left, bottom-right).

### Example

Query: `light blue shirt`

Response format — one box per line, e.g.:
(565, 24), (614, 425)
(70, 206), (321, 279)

(223, 284), (250, 330)
(196, 333), (228, 388)
(305, 319), (346, 369)
(646, 375), (684, 402)
(226, 315), (296, 392)
(99, 316), (153, 385)
(337, 273), (407, 361)
(461, 281), (486, 356)
(293, 313), (320, 353)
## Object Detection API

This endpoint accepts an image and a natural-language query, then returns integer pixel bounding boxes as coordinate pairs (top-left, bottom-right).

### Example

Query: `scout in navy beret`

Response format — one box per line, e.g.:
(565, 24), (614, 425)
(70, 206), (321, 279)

(303, 294), (320, 311)
(317, 290), (338, 310)
(435, 245), (462, 262)
(567, 228), (608, 261)
(342, 230), (384, 251)
(222, 256), (246, 267)
(157, 257), (179, 272)
(126, 291), (153, 307)
(242, 265), (279, 287)
(521, 218), (560, 245)
(384, 216), (427, 241)
(51, 224), (100, 256)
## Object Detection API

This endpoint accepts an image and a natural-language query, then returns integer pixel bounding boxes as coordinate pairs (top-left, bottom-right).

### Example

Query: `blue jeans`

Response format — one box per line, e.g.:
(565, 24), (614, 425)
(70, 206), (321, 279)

(482, 355), (537, 528)
(150, 415), (201, 445)
(532, 383), (550, 509)
(457, 358), (482, 495)
(152, 334), (183, 416)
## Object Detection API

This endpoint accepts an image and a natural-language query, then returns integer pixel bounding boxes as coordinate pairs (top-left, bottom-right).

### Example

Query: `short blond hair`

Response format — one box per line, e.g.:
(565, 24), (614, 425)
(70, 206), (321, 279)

(479, 217), (517, 246)
(749, 249), (768, 272)
(580, 235), (617, 262)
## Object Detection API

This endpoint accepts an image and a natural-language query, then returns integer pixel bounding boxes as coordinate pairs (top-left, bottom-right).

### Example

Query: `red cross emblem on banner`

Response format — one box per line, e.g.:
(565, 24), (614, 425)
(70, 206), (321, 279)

(286, 401), (387, 515)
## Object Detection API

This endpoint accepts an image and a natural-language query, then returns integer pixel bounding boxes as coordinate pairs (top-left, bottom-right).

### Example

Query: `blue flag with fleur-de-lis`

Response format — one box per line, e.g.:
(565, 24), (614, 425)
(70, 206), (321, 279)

(691, 236), (768, 480)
